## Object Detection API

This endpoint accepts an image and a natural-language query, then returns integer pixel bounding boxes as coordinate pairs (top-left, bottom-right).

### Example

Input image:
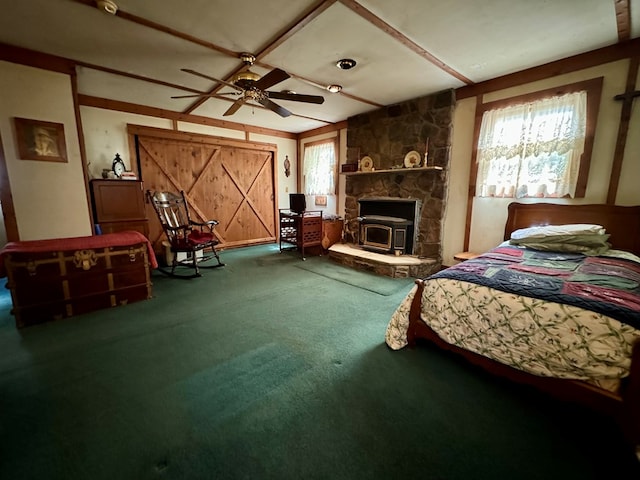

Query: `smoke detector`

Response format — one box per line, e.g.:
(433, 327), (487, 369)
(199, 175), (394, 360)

(96, 0), (118, 15)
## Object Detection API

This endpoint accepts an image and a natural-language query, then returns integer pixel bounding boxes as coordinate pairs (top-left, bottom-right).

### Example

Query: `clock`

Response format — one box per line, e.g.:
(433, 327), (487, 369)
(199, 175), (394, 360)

(112, 154), (126, 178)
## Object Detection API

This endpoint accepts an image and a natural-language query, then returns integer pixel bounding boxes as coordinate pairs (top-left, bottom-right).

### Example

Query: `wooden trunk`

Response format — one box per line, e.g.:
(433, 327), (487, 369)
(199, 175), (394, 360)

(322, 218), (344, 250)
(3, 242), (153, 328)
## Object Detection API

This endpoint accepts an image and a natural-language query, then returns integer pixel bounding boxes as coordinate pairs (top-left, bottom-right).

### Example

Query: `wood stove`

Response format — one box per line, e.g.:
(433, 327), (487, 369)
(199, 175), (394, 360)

(357, 198), (421, 255)
(359, 215), (413, 254)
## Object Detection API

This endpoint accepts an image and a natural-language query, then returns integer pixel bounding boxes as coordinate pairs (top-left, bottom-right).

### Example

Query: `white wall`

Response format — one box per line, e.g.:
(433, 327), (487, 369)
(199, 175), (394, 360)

(0, 61), (91, 241)
(82, 107), (172, 179)
(250, 133), (298, 212)
(442, 59), (640, 265)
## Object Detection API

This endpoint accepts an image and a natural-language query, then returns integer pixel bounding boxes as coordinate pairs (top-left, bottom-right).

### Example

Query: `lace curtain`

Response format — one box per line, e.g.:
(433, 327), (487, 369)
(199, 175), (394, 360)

(476, 91), (587, 198)
(303, 141), (336, 195)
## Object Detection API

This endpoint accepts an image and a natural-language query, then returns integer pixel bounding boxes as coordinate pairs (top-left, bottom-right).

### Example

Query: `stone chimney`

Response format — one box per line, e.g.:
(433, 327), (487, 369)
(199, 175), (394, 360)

(345, 89), (455, 260)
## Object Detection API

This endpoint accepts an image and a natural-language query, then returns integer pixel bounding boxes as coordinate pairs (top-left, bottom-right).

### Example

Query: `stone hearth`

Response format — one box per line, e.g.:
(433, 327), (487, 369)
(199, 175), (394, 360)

(328, 243), (439, 278)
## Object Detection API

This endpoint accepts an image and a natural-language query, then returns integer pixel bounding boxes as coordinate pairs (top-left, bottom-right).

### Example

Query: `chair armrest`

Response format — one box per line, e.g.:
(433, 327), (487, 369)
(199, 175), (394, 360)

(191, 220), (219, 227)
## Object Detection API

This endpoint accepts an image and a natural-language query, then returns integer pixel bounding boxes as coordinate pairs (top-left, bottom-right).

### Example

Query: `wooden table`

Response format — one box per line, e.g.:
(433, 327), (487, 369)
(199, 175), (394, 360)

(453, 251), (480, 262)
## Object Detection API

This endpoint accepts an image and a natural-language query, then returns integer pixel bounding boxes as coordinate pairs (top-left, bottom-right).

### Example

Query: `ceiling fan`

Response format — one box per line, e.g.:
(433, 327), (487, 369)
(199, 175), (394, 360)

(172, 53), (325, 118)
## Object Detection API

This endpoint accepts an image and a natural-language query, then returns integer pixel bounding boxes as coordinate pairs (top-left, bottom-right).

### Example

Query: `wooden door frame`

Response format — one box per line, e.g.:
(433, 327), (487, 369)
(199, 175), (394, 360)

(0, 133), (19, 242)
(127, 124), (278, 164)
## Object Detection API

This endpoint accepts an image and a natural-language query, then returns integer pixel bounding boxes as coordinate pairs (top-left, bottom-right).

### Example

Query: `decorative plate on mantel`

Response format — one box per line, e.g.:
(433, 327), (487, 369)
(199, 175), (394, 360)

(404, 150), (422, 168)
(360, 156), (374, 171)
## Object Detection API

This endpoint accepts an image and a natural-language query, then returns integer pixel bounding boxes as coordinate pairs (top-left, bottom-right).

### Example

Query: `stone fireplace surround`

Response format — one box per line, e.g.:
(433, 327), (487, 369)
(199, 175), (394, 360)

(329, 89), (455, 278)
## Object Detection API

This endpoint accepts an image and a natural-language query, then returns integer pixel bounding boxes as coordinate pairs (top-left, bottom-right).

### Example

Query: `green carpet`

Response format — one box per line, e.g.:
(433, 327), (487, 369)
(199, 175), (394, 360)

(0, 244), (637, 480)
(294, 256), (413, 295)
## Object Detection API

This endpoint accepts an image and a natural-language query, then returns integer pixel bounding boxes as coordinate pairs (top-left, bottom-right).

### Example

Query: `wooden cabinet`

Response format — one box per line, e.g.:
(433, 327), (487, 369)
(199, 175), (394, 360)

(279, 209), (323, 259)
(322, 218), (344, 250)
(90, 180), (149, 237)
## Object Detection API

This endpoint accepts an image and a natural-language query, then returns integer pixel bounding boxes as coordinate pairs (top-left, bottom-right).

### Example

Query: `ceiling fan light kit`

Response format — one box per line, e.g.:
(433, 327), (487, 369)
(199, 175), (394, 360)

(233, 70), (261, 85)
(96, 0), (118, 15)
(177, 52), (325, 118)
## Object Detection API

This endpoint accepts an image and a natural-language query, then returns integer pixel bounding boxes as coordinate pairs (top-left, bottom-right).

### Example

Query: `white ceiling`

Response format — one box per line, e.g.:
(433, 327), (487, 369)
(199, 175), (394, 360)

(1, 0), (638, 134)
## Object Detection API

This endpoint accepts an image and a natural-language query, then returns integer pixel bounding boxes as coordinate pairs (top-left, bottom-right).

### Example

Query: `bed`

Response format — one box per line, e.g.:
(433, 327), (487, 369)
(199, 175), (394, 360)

(385, 202), (640, 449)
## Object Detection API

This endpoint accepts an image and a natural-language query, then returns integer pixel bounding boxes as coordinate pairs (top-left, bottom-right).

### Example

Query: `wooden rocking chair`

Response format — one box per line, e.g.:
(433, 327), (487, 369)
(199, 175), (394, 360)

(147, 190), (224, 278)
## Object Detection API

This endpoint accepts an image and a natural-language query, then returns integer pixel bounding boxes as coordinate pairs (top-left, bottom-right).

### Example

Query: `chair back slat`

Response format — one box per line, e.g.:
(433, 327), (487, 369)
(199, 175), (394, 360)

(147, 190), (191, 238)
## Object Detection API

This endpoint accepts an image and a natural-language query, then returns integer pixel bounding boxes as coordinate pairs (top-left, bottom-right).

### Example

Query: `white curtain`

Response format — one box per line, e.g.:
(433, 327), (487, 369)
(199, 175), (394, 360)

(303, 142), (336, 195)
(476, 91), (587, 198)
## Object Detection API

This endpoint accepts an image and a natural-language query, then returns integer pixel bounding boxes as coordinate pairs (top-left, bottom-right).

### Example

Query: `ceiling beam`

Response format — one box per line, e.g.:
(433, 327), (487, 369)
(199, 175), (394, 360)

(254, 0), (338, 61)
(71, 0), (237, 57)
(0, 40), (333, 134)
(0, 42), (75, 75)
(79, 92), (333, 130)
(456, 37), (640, 99)
(78, 94), (298, 139)
(338, 0), (474, 85)
(72, 0), (383, 113)
(75, 61), (205, 95)
(614, 0), (631, 42)
(183, 0), (338, 114)
(298, 121), (348, 140)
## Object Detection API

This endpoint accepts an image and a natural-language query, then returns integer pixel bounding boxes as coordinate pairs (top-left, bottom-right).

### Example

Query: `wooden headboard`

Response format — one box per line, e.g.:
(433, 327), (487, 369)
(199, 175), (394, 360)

(503, 203), (640, 256)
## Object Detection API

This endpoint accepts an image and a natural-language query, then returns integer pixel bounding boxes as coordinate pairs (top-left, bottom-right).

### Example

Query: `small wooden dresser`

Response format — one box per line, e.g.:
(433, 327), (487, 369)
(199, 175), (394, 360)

(90, 179), (149, 237)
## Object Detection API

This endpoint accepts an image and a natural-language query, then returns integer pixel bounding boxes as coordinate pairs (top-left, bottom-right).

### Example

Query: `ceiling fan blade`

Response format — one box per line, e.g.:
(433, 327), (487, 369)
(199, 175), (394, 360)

(181, 68), (242, 91)
(223, 97), (247, 116)
(171, 93), (215, 99)
(257, 97), (291, 118)
(266, 91), (325, 104)
(253, 68), (290, 91)
(171, 90), (240, 99)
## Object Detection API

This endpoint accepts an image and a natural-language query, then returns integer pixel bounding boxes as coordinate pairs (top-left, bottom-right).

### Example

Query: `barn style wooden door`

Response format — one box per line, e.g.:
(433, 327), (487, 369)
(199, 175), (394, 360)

(128, 125), (277, 252)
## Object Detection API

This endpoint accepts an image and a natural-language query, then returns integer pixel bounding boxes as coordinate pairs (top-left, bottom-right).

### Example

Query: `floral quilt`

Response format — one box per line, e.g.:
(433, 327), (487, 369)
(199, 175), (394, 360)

(385, 246), (640, 392)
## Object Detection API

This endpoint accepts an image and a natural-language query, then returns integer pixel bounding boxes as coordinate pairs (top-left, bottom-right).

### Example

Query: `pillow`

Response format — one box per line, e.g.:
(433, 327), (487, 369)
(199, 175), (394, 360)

(510, 223), (605, 240)
(509, 223), (610, 255)
(510, 240), (610, 256)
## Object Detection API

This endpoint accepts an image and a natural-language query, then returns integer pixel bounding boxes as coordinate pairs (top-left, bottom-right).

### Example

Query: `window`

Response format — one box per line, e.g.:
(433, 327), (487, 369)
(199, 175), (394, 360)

(303, 139), (337, 195)
(473, 78), (602, 199)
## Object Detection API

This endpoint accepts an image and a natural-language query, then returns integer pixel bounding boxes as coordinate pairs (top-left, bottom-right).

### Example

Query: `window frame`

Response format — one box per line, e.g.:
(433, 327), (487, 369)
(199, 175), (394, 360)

(302, 137), (339, 196)
(470, 77), (603, 199)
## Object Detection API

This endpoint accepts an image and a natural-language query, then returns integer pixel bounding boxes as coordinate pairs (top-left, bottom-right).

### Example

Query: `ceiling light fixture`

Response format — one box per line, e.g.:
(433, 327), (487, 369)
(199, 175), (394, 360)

(327, 84), (342, 93)
(96, 0), (118, 14)
(336, 58), (357, 70)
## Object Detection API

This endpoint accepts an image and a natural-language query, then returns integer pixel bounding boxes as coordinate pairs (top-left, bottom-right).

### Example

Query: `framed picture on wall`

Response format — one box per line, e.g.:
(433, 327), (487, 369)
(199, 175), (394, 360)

(315, 195), (327, 206)
(14, 117), (67, 163)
